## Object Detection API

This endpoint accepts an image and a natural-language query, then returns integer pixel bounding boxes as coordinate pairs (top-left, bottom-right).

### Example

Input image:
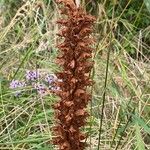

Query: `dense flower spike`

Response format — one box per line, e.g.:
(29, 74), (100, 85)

(53, 0), (95, 150)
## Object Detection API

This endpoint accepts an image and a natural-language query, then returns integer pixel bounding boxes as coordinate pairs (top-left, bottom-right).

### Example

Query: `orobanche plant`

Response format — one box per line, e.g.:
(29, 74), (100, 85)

(52, 0), (95, 149)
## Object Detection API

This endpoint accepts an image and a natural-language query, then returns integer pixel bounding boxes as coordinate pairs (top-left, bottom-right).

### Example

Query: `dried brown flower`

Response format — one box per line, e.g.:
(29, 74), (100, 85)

(52, 0), (95, 149)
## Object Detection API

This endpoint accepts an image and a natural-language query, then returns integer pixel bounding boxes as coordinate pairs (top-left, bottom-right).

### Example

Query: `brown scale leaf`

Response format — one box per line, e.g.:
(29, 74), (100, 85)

(55, 58), (65, 66)
(79, 27), (93, 37)
(75, 109), (86, 116)
(68, 59), (75, 68)
(52, 103), (61, 109)
(60, 141), (70, 150)
(57, 19), (68, 26)
(69, 125), (77, 133)
(74, 89), (85, 97)
(64, 101), (74, 107)
(79, 133), (87, 141)
(65, 115), (72, 124)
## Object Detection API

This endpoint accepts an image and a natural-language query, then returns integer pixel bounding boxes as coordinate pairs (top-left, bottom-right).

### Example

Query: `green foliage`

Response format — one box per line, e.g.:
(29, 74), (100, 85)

(144, 0), (150, 13)
(135, 123), (146, 150)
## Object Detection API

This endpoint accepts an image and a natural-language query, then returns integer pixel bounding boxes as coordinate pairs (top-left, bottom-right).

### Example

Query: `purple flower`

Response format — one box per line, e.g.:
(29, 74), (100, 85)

(9, 80), (26, 96)
(26, 70), (39, 81)
(9, 80), (25, 89)
(45, 74), (57, 84)
(50, 86), (60, 91)
(34, 83), (47, 95)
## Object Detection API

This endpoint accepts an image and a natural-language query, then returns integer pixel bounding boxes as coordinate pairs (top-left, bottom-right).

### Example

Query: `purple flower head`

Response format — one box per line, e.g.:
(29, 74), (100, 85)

(51, 86), (60, 91)
(34, 83), (47, 95)
(45, 74), (57, 84)
(10, 80), (25, 89)
(26, 70), (39, 81)
(49, 84), (61, 92)
(9, 80), (26, 96)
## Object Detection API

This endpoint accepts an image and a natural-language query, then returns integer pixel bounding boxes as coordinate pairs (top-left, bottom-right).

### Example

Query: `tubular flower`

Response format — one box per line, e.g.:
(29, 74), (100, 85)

(53, 0), (95, 150)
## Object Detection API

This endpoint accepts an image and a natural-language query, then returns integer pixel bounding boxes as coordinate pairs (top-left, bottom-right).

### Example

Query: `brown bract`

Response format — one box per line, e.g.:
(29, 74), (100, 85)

(53, 0), (95, 150)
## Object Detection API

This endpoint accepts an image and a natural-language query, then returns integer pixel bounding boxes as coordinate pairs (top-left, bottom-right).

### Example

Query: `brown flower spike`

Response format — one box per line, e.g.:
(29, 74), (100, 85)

(53, 0), (95, 149)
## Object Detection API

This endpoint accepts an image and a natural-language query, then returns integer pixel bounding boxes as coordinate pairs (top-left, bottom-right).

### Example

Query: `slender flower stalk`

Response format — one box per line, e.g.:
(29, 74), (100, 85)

(52, 0), (95, 149)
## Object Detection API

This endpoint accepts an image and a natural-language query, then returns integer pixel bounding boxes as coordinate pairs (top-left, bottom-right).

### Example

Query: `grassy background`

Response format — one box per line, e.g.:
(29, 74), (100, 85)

(0, 0), (150, 149)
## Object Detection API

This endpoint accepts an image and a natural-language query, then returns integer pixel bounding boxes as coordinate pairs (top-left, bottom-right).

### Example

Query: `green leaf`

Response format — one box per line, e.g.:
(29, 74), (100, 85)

(144, 0), (150, 13)
(0, 136), (50, 144)
(135, 123), (146, 150)
(133, 115), (150, 134)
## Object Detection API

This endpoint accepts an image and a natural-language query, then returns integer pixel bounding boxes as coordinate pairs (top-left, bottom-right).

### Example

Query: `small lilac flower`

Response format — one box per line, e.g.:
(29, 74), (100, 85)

(10, 80), (25, 89)
(45, 74), (57, 84)
(26, 70), (39, 81)
(49, 85), (60, 91)
(34, 83), (47, 95)
(9, 80), (25, 96)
